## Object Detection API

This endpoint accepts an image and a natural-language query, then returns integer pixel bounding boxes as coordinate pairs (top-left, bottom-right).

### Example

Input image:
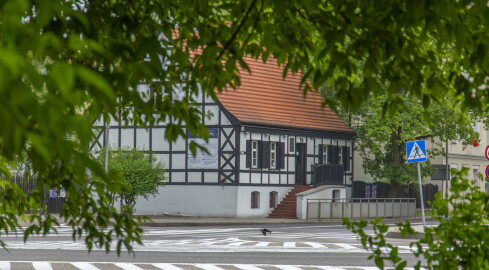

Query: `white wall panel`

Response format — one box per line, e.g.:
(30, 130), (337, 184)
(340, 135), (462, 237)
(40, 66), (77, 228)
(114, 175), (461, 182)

(136, 129), (150, 150)
(307, 157), (314, 170)
(280, 175), (288, 185)
(240, 173), (250, 183)
(269, 174), (279, 184)
(171, 172), (185, 183)
(108, 128), (119, 147)
(188, 172), (202, 183)
(250, 173), (261, 184)
(289, 174), (296, 184)
(220, 111), (232, 125)
(152, 128), (170, 151)
(307, 138), (315, 154)
(205, 106), (219, 125)
(120, 129), (134, 148)
(240, 155), (247, 170)
(204, 172), (218, 183)
(172, 154), (186, 169)
(204, 92), (214, 103)
(172, 135), (186, 151)
(288, 157), (295, 172)
(251, 133), (262, 140)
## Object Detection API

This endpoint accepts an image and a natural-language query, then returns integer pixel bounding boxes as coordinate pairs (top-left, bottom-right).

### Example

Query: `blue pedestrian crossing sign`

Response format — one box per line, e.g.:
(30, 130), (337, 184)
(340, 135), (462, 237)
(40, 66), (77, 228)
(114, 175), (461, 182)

(406, 140), (427, 163)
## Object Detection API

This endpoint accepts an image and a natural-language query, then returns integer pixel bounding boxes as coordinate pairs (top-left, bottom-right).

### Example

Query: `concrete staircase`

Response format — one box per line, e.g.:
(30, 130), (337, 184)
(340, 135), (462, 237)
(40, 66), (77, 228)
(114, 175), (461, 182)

(268, 185), (313, 219)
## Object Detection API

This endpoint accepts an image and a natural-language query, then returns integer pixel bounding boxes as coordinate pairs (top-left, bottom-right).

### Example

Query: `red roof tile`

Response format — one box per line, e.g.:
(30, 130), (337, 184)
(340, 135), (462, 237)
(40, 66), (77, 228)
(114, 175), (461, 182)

(216, 57), (355, 134)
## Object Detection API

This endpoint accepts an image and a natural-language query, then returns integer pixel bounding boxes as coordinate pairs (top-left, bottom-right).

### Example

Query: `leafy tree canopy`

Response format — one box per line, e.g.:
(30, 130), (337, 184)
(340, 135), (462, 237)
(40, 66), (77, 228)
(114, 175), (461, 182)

(352, 94), (477, 187)
(1, 0), (489, 252)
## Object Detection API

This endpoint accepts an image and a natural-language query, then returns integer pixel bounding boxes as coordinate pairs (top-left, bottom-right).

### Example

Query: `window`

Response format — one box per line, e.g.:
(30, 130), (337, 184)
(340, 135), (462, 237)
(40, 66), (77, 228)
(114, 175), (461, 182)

(270, 142), (277, 169)
(251, 191), (260, 209)
(252, 141), (258, 168)
(289, 137), (295, 153)
(269, 191), (278, 208)
(322, 145), (328, 164)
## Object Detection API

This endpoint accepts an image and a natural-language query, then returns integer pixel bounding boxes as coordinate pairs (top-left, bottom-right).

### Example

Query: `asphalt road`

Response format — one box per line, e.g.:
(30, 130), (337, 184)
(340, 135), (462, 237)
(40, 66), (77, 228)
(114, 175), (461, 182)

(0, 221), (431, 269)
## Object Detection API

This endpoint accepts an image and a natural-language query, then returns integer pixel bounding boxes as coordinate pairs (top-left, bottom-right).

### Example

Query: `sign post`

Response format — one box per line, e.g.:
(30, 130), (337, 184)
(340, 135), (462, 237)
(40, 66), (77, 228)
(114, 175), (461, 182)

(406, 140), (428, 231)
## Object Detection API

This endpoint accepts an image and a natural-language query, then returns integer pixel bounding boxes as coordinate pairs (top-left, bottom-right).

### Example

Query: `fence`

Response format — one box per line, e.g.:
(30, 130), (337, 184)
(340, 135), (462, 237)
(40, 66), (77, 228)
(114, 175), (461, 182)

(306, 198), (417, 219)
(10, 173), (65, 214)
(311, 164), (344, 187)
(353, 181), (438, 209)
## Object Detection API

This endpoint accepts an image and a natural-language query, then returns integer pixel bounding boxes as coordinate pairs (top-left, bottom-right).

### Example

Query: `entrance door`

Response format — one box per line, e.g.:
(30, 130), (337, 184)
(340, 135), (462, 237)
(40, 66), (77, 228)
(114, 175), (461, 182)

(295, 143), (307, 185)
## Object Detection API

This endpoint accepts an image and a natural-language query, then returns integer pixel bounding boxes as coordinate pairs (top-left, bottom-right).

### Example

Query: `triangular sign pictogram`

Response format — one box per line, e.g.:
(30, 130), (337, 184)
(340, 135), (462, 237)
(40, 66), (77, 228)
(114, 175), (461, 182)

(408, 142), (426, 160)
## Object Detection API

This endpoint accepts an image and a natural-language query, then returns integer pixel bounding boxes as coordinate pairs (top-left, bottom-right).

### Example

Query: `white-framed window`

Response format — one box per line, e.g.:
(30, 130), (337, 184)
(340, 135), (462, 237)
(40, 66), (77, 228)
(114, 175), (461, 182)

(338, 147), (343, 164)
(270, 142), (277, 169)
(289, 137), (295, 154)
(322, 145), (328, 164)
(252, 141), (258, 168)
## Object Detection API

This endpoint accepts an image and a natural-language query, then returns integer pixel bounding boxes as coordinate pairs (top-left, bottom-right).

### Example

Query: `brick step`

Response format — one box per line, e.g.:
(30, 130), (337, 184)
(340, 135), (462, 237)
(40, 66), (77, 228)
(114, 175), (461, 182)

(268, 214), (297, 218)
(271, 210), (296, 215)
(267, 186), (313, 219)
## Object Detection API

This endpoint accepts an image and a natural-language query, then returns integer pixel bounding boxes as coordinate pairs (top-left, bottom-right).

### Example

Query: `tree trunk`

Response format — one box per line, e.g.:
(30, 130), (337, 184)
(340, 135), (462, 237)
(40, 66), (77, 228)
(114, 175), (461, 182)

(388, 127), (402, 198)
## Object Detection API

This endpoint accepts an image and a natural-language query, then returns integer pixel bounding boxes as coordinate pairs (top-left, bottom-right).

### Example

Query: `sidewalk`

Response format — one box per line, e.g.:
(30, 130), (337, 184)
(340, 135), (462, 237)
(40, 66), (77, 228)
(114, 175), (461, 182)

(17, 214), (428, 227)
(137, 215), (428, 227)
(139, 216), (339, 227)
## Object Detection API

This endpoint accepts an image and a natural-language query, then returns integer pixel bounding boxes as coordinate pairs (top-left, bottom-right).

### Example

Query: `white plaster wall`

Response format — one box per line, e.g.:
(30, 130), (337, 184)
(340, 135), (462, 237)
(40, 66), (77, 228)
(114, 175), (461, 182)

(236, 186), (293, 218)
(296, 186), (347, 219)
(133, 185), (239, 217)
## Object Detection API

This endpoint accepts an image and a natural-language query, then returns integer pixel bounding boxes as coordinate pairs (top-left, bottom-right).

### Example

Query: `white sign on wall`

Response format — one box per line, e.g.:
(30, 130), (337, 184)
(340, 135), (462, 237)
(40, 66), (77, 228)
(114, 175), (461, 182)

(188, 128), (219, 169)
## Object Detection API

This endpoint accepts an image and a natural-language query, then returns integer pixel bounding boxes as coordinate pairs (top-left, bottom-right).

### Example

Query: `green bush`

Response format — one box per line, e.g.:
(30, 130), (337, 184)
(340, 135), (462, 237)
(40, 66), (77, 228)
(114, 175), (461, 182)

(96, 146), (167, 213)
(344, 167), (489, 269)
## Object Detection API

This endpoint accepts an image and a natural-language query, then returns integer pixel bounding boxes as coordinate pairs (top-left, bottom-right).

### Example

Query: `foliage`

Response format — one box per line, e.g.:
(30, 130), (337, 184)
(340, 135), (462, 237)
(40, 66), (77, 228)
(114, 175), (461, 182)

(95, 147), (166, 212)
(344, 168), (489, 269)
(351, 94), (476, 187)
(1, 0), (489, 253)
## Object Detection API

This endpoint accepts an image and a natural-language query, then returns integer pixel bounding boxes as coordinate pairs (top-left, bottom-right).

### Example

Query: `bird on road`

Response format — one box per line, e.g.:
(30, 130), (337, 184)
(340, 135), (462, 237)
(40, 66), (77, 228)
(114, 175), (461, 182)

(261, 228), (272, 236)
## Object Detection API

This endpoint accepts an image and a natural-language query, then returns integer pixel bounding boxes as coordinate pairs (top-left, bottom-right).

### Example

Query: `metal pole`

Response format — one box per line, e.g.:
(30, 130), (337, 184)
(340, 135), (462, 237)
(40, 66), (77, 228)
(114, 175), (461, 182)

(445, 140), (449, 218)
(104, 123), (109, 174)
(417, 163), (426, 231)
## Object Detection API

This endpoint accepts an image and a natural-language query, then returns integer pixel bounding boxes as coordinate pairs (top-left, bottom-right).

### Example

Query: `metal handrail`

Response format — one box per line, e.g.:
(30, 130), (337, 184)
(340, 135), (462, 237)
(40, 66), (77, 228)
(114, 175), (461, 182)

(306, 198), (416, 220)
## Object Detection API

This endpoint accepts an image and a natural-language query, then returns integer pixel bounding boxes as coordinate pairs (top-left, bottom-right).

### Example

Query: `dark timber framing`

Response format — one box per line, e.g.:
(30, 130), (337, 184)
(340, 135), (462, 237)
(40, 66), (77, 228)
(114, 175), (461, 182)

(90, 91), (355, 187)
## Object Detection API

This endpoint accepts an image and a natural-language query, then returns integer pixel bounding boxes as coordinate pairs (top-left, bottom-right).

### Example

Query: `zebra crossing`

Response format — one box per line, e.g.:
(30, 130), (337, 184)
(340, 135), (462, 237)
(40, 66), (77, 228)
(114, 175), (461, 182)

(1, 237), (420, 254)
(0, 261), (410, 270)
(12, 226), (360, 241)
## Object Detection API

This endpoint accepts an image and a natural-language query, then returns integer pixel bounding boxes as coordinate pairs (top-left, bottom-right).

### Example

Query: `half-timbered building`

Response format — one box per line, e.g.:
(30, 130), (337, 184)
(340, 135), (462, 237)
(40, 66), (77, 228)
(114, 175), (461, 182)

(91, 57), (356, 218)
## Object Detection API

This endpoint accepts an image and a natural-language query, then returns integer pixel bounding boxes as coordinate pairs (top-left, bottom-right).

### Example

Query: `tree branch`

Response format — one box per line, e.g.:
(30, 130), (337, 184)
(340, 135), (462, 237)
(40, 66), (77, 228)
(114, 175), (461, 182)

(216, 0), (258, 60)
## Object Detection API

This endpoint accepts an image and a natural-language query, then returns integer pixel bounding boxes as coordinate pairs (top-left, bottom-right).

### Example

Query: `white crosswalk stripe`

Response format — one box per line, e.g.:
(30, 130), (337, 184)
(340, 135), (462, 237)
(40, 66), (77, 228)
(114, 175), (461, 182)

(0, 262), (9, 270)
(32, 262), (53, 270)
(153, 263), (185, 270)
(71, 262), (100, 270)
(0, 262), (423, 270)
(114, 262), (145, 270)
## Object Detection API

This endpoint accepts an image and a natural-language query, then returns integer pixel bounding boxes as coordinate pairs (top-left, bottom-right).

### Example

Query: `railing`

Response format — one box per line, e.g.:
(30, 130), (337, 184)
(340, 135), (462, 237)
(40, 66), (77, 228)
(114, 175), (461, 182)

(311, 164), (344, 187)
(306, 198), (416, 220)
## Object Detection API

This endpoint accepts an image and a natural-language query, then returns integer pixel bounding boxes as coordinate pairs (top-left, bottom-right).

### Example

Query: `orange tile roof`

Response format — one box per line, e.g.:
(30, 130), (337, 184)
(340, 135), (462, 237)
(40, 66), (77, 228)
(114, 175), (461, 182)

(216, 57), (355, 134)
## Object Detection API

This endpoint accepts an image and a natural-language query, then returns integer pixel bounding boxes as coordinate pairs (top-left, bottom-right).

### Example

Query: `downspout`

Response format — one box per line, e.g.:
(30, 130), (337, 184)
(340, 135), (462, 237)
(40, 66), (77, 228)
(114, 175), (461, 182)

(351, 135), (357, 198)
